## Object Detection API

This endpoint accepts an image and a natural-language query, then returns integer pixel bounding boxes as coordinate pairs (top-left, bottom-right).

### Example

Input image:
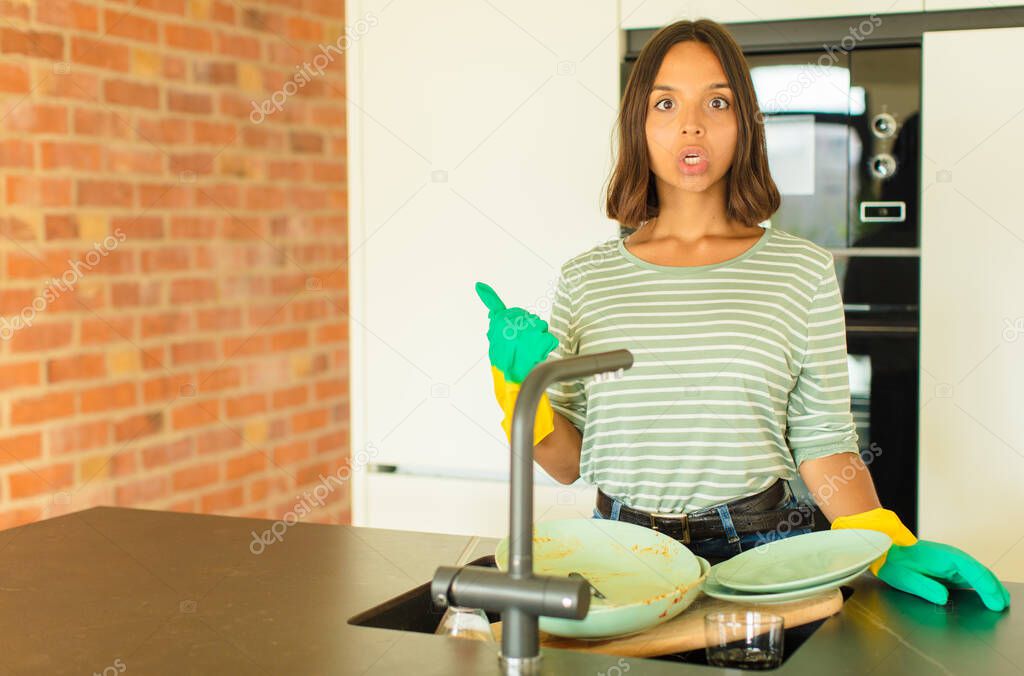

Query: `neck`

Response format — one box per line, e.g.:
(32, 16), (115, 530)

(647, 175), (749, 241)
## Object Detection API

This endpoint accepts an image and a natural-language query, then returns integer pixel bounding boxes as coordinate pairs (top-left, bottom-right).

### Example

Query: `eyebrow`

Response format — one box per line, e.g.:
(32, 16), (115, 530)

(651, 82), (731, 93)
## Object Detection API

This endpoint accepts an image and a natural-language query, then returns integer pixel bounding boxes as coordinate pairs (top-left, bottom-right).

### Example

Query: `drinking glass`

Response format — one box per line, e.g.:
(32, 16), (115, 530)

(434, 606), (496, 642)
(704, 611), (784, 669)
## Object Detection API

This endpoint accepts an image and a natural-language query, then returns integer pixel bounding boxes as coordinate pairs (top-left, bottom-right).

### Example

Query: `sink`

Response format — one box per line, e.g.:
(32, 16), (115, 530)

(348, 554), (855, 668)
(348, 555), (501, 632)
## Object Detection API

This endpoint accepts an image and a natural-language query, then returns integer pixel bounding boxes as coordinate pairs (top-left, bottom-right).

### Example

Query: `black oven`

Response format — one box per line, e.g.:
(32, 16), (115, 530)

(747, 45), (922, 530)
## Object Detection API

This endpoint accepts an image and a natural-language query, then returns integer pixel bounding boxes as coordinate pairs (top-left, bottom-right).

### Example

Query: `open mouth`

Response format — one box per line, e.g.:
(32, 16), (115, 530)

(677, 147), (709, 173)
(678, 147), (707, 164)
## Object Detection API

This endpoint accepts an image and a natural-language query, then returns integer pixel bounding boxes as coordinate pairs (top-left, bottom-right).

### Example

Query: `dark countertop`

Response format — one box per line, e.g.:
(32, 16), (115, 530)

(0, 506), (1019, 675)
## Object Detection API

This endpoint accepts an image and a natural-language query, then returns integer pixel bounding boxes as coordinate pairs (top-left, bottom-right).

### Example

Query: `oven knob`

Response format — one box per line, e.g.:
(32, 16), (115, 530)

(871, 112), (898, 138)
(869, 153), (897, 179)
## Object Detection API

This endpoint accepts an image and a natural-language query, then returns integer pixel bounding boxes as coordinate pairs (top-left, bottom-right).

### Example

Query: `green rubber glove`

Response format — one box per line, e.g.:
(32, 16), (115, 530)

(475, 282), (559, 445)
(832, 508), (1010, 612)
(476, 282), (558, 383)
(878, 541), (1011, 612)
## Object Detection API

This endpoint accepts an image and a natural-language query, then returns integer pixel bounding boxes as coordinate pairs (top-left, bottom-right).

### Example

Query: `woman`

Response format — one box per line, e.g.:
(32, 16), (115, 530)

(477, 19), (1008, 611)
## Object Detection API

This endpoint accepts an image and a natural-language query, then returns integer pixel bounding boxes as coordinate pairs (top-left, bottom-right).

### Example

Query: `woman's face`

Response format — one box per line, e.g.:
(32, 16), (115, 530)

(644, 41), (738, 195)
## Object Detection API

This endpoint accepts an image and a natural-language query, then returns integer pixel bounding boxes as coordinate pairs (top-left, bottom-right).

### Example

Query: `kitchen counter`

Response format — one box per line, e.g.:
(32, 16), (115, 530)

(0, 506), (1019, 675)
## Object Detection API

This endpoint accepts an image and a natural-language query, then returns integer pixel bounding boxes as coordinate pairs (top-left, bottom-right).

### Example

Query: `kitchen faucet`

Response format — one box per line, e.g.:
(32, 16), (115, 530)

(431, 349), (634, 674)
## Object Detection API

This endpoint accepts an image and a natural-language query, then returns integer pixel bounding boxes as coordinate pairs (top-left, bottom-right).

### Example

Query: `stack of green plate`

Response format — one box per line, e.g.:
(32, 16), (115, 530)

(703, 529), (893, 604)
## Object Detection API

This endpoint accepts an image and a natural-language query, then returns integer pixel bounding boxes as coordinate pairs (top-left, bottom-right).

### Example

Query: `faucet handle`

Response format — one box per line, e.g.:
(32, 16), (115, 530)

(568, 571), (607, 599)
(430, 565), (591, 620)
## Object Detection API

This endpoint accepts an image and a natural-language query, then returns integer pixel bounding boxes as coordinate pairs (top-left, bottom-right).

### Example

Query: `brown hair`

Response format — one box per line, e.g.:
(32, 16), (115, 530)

(605, 19), (780, 230)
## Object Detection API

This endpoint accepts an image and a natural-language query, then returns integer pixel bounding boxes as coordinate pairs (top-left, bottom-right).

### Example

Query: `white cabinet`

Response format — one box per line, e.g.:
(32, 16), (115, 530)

(619, 0), (924, 29)
(919, 26), (1024, 583)
(924, 1), (1023, 9)
(347, 0), (621, 530)
(366, 474), (597, 538)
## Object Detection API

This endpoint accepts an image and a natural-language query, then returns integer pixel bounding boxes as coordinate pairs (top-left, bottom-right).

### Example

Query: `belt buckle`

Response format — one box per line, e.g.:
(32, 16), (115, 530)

(650, 512), (690, 544)
(678, 513), (691, 545)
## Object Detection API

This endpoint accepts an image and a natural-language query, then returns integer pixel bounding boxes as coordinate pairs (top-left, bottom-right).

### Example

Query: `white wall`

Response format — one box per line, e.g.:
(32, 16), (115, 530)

(919, 26), (1024, 582)
(347, 0), (621, 530)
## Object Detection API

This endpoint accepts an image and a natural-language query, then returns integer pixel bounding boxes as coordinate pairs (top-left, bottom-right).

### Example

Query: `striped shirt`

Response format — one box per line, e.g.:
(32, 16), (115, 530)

(543, 225), (859, 514)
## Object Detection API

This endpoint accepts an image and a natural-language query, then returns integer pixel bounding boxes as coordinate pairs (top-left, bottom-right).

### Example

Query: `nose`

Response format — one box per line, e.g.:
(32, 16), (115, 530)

(679, 119), (704, 136)
(678, 102), (705, 137)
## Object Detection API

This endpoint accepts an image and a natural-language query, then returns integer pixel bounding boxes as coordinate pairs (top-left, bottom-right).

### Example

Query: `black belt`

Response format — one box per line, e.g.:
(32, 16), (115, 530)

(595, 481), (814, 544)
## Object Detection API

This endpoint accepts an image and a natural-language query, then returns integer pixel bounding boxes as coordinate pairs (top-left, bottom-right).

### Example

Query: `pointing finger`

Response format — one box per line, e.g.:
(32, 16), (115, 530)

(475, 282), (506, 315)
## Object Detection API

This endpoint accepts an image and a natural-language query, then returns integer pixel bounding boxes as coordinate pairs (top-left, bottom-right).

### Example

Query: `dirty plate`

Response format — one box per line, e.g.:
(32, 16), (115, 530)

(494, 519), (706, 639)
(712, 529), (892, 593)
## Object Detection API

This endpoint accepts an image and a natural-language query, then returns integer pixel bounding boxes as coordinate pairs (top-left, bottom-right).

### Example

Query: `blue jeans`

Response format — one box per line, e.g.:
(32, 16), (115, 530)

(592, 482), (813, 563)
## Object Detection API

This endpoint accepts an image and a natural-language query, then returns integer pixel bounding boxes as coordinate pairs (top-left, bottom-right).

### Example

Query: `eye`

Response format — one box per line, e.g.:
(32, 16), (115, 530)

(710, 96), (731, 110)
(654, 98), (673, 111)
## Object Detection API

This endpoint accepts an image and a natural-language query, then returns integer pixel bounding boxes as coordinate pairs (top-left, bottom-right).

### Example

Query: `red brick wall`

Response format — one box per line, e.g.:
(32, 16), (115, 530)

(0, 0), (350, 529)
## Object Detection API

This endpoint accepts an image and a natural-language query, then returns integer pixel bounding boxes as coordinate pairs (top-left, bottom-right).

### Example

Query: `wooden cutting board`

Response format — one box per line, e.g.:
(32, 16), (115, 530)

(491, 589), (843, 658)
